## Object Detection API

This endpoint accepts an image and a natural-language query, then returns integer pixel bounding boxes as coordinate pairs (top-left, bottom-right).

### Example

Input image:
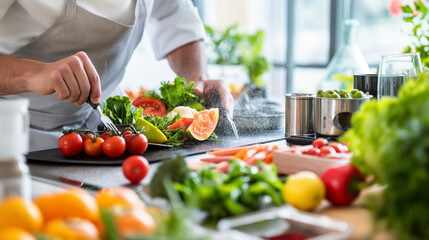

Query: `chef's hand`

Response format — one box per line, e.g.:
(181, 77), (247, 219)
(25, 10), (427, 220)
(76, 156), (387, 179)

(29, 51), (101, 106)
(193, 79), (234, 119)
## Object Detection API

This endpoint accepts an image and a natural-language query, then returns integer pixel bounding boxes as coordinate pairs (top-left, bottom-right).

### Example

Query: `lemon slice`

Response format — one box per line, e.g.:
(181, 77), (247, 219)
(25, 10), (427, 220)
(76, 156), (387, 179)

(135, 118), (168, 143)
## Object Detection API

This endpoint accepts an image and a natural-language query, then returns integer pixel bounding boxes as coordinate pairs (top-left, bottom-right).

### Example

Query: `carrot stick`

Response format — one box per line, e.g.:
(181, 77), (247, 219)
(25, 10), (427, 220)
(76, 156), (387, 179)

(200, 156), (234, 163)
(233, 148), (248, 159)
(207, 144), (261, 156)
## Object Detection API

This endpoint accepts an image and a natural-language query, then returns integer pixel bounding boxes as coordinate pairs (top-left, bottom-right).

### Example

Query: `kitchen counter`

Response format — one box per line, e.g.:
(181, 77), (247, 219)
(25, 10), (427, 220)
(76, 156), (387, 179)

(28, 129), (286, 191)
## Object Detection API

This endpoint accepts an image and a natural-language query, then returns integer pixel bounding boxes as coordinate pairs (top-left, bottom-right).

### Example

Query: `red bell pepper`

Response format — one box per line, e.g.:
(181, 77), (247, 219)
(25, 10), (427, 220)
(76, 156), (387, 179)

(320, 163), (365, 206)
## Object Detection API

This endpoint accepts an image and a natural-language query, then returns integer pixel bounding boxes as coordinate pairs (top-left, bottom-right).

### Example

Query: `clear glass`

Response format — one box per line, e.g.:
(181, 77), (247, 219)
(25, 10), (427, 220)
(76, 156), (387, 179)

(319, 19), (370, 91)
(377, 53), (423, 99)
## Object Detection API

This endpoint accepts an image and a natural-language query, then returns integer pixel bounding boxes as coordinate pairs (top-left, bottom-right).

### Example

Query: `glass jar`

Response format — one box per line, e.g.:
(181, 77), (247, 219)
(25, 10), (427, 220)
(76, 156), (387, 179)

(318, 19), (370, 91)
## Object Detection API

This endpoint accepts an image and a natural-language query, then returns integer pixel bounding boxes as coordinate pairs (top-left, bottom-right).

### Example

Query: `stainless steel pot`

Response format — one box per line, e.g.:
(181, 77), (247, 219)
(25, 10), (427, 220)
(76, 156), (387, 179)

(285, 93), (315, 137)
(314, 96), (372, 136)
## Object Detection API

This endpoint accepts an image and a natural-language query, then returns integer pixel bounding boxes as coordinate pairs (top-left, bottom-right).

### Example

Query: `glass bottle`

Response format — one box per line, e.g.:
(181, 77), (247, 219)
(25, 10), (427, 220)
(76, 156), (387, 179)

(318, 19), (370, 91)
(0, 99), (31, 200)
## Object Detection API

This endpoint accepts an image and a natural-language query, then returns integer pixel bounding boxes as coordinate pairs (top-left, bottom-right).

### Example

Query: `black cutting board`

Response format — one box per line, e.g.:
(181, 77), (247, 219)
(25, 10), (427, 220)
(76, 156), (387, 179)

(26, 130), (286, 165)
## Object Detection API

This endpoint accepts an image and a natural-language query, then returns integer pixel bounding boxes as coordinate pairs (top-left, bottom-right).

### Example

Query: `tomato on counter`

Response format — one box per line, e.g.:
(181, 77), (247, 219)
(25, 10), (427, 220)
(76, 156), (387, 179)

(122, 156), (149, 183)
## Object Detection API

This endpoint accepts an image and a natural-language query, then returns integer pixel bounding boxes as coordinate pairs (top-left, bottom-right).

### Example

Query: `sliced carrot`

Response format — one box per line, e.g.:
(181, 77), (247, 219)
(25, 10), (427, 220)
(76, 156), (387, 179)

(200, 156), (234, 163)
(246, 150), (269, 165)
(207, 144), (260, 156)
(262, 153), (273, 164)
(234, 148), (248, 160)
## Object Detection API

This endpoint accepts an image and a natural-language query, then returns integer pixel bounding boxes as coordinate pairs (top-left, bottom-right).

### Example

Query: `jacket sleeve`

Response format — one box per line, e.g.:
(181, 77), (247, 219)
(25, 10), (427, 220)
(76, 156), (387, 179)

(145, 0), (205, 60)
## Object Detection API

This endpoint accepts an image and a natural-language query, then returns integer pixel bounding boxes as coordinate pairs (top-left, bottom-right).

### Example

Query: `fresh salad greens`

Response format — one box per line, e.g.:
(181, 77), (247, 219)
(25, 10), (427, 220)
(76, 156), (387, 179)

(102, 96), (143, 124)
(143, 114), (185, 146)
(150, 156), (284, 222)
(340, 73), (429, 239)
(142, 77), (205, 112)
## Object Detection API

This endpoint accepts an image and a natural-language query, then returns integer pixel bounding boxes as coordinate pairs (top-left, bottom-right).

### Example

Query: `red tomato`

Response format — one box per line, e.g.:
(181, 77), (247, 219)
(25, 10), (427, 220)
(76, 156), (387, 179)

(132, 97), (166, 117)
(121, 130), (133, 137)
(103, 136), (126, 158)
(302, 147), (321, 156)
(100, 132), (111, 140)
(321, 164), (365, 206)
(83, 137), (104, 157)
(58, 133), (83, 157)
(122, 156), (149, 183)
(81, 133), (95, 141)
(124, 133), (148, 155)
(312, 138), (328, 148)
(328, 142), (348, 153)
(318, 146), (336, 156)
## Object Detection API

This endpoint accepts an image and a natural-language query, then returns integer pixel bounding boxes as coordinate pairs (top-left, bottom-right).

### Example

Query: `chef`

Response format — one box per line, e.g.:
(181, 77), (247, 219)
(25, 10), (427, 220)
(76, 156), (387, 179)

(0, 0), (234, 151)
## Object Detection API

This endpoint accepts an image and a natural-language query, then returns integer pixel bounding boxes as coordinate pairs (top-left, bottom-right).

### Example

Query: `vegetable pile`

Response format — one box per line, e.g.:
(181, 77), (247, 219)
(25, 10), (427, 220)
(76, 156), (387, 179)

(141, 77), (205, 112)
(58, 129), (148, 158)
(102, 96), (143, 124)
(149, 156), (284, 222)
(340, 74), (429, 239)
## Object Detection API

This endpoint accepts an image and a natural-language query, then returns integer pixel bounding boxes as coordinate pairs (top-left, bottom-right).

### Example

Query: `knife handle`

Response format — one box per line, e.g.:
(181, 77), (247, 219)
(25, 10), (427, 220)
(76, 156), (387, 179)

(86, 98), (100, 109)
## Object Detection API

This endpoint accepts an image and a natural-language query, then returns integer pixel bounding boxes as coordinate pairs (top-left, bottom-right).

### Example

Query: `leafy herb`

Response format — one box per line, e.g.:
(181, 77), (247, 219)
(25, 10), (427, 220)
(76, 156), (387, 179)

(340, 73), (429, 239)
(205, 25), (271, 87)
(174, 159), (284, 221)
(143, 114), (185, 146)
(102, 96), (143, 124)
(142, 77), (204, 112)
(400, 1), (429, 67)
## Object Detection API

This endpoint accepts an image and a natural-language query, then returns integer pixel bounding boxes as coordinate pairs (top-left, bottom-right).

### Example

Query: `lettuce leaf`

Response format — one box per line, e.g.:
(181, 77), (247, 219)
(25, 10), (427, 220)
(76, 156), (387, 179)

(102, 96), (143, 124)
(340, 73), (429, 239)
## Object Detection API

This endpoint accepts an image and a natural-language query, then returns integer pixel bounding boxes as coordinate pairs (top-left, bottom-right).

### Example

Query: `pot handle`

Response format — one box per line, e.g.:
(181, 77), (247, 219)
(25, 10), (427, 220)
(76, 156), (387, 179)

(333, 112), (353, 131)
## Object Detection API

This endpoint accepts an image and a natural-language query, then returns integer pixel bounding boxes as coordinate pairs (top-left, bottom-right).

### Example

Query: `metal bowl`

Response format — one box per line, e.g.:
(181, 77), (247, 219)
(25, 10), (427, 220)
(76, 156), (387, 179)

(314, 96), (372, 136)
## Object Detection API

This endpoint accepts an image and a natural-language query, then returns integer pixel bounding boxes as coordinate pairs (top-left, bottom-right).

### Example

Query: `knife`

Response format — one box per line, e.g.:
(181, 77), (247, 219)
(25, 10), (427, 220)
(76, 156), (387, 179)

(205, 92), (239, 139)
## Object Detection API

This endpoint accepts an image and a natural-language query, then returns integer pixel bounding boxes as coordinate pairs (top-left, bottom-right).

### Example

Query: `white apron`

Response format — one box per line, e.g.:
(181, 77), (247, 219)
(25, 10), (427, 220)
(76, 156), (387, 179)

(0, 0), (146, 151)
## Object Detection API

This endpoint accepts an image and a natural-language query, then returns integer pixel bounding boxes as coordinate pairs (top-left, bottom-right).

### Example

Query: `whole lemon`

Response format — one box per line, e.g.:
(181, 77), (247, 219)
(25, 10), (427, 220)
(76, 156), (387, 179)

(283, 171), (325, 211)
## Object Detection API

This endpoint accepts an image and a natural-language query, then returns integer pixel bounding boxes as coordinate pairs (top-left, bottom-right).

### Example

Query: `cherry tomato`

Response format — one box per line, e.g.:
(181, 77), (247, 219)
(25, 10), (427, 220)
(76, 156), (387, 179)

(124, 133), (148, 155)
(312, 138), (328, 148)
(122, 156), (149, 183)
(83, 137), (104, 157)
(121, 130), (133, 137)
(81, 133), (95, 141)
(58, 133), (83, 157)
(103, 136), (126, 158)
(100, 132), (111, 140)
(132, 97), (166, 117)
(318, 146), (336, 156)
(328, 142), (348, 153)
(302, 147), (321, 156)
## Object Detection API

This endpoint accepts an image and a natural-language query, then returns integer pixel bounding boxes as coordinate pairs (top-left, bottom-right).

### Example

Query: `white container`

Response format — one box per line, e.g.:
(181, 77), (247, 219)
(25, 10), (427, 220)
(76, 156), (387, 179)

(0, 98), (30, 199)
(0, 98), (29, 157)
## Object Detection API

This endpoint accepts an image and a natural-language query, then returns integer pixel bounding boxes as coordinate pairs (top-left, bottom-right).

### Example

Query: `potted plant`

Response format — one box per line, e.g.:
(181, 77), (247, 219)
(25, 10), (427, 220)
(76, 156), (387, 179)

(205, 25), (271, 98)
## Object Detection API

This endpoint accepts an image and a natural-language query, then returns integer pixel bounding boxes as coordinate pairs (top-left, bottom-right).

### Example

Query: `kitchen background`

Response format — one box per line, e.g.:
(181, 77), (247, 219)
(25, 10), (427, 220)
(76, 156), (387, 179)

(120, 0), (410, 103)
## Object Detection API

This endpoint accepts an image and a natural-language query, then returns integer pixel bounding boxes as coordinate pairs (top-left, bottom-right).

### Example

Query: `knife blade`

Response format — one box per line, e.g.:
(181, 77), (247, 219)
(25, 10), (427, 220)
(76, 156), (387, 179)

(205, 92), (239, 139)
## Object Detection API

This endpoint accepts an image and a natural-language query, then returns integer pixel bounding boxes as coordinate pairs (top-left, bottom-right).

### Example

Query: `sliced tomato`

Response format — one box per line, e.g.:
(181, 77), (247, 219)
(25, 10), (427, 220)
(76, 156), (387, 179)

(132, 97), (166, 117)
(167, 117), (194, 131)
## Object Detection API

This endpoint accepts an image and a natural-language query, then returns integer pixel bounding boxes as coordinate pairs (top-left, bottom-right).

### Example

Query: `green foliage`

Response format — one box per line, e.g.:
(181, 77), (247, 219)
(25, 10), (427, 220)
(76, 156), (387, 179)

(143, 114), (185, 146)
(174, 159), (284, 221)
(102, 96), (143, 124)
(340, 73), (429, 239)
(401, 1), (429, 68)
(142, 77), (204, 112)
(205, 25), (271, 87)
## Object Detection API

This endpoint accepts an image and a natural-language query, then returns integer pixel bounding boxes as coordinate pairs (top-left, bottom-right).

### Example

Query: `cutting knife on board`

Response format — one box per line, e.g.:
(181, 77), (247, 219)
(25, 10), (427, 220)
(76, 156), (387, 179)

(205, 92), (239, 139)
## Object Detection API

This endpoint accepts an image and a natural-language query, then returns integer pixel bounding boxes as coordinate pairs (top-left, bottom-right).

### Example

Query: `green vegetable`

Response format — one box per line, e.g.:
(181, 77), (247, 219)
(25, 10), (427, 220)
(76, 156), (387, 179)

(173, 159), (283, 222)
(102, 96), (143, 124)
(142, 77), (203, 112)
(317, 88), (367, 99)
(340, 73), (429, 239)
(143, 114), (185, 146)
(400, 1), (429, 68)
